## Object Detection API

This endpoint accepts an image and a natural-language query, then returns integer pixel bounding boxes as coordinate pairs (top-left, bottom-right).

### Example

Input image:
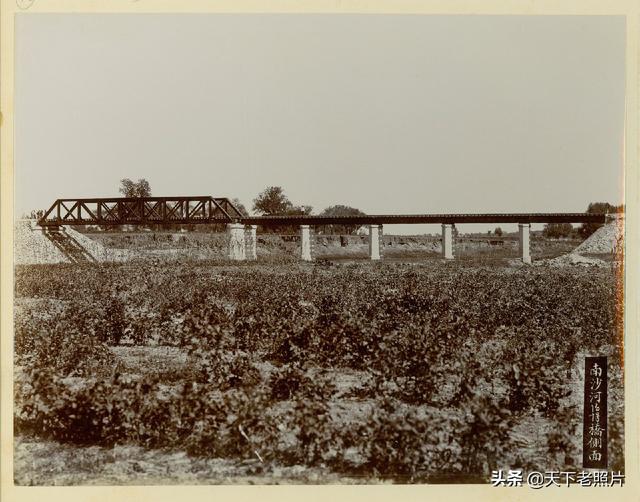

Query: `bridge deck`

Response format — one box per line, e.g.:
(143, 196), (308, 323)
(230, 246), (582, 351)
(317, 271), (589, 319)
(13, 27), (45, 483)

(241, 213), (608, 225)
(36, 197), (611, 227)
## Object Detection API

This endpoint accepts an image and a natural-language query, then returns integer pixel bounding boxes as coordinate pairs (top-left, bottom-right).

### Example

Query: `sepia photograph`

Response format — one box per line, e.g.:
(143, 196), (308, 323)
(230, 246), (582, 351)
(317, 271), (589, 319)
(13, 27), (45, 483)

(4, 8), (635, 492)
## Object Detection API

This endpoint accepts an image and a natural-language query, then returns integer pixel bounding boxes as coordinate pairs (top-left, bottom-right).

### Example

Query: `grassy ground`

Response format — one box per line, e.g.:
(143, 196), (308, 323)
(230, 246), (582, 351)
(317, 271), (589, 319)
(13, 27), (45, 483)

(13, 244), (623, 485)
(14, 342), (594, 485)
(14, 438), (371, 485)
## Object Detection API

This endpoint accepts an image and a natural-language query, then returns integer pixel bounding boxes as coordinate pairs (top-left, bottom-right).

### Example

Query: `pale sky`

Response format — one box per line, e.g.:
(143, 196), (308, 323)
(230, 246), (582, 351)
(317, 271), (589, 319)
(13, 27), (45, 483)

(15, 14), (625, 234)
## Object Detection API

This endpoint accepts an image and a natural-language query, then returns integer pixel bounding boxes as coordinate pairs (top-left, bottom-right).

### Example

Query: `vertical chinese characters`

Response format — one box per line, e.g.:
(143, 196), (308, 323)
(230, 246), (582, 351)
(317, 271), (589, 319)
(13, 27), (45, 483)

(583, 357), (607, 468)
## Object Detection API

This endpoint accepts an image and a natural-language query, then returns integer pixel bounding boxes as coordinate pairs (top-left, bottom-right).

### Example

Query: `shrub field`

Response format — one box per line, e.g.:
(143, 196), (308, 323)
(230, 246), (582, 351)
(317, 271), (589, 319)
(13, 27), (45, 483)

(13, 259), (624, 484)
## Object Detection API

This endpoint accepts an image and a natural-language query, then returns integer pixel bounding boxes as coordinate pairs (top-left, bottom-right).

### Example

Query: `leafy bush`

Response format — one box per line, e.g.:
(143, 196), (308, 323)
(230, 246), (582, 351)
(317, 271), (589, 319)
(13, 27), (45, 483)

(15, 302), (114, 377)
(13, 260), (624, 482)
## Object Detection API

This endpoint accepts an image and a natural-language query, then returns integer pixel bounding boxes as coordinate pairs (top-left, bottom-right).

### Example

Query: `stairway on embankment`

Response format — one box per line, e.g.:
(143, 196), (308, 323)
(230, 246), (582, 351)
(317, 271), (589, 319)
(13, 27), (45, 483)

(13, 220), (126, 265)
(41, 228), (98, 264)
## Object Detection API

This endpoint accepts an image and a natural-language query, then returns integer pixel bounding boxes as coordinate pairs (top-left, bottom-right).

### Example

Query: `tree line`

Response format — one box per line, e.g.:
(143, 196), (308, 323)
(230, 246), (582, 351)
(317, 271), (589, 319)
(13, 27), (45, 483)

(542, 202), (624, 239)
(115, 180), (366, 234)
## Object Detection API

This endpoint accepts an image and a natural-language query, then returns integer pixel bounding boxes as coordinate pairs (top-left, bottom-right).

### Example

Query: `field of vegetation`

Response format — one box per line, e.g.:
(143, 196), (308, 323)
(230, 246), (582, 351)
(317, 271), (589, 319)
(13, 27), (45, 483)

(13, 258), (624, 484)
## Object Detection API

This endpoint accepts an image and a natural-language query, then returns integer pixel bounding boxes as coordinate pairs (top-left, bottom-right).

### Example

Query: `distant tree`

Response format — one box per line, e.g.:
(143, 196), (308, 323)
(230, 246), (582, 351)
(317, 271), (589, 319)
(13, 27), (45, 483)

(543, 223), (574, 239)
(231, 198), (249, 217)
(253, 186), (293, 216)
(494, 227), (503, 237)
(119, 178), (135, 197)
(112, 179), (152, 231)
(317, 205), (367, 235)
(253, 186), (313, 233)
(270, 205), (313, 234)
(23, 209), (45, 220)
(285, 205), (313, 216)
(119, 178), (151, 198)
(579, 202), (624, 238)
(136, 179), (151, 197)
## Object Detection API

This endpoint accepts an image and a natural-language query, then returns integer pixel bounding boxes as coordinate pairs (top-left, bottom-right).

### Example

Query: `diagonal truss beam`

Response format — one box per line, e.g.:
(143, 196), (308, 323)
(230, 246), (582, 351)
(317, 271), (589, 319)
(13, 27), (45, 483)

(37, 196), (242, 227)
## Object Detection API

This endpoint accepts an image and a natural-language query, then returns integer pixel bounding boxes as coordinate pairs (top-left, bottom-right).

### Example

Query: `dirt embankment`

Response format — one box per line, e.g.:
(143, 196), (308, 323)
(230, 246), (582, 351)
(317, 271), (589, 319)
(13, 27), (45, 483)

(14, 220), (129, 265)
(536, 220), (623, 268)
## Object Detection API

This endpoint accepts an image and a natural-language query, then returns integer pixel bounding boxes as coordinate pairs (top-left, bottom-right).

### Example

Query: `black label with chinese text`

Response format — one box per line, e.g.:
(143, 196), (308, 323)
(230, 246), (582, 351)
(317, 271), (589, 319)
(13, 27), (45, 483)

(583, 356), (607, 468)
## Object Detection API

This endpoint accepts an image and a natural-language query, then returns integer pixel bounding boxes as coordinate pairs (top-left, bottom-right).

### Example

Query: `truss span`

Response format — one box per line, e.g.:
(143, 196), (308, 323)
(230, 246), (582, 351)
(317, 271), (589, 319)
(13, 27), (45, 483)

(37, 197), (245, 227)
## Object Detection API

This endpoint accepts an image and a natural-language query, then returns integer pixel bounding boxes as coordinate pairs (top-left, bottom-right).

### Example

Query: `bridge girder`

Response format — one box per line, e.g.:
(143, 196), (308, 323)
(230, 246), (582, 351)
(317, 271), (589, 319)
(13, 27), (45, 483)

(37, 196), (612, 227)
(240, 213), (609, 226)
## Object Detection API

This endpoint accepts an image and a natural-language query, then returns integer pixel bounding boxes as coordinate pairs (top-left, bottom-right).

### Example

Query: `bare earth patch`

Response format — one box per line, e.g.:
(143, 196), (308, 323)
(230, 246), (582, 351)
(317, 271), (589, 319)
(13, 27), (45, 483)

(14, 438), (378, 485)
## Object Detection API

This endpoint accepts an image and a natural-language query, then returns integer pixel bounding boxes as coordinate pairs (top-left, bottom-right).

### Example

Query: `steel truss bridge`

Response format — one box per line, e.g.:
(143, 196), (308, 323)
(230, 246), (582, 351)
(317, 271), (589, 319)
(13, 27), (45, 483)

(37, 196), (609, 228)
(38, 196), (245, 227)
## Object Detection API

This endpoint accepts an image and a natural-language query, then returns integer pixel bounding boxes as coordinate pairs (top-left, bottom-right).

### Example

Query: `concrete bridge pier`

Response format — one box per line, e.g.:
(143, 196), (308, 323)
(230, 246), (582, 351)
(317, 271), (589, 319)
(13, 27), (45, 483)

(441, 224), (454, 259)
(300, 225), (312, 261)
(518, 223), (531, 264)
(245, 225), (258, 260)
(369, 224), (382, 260)
(228, 223), (246, 260)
